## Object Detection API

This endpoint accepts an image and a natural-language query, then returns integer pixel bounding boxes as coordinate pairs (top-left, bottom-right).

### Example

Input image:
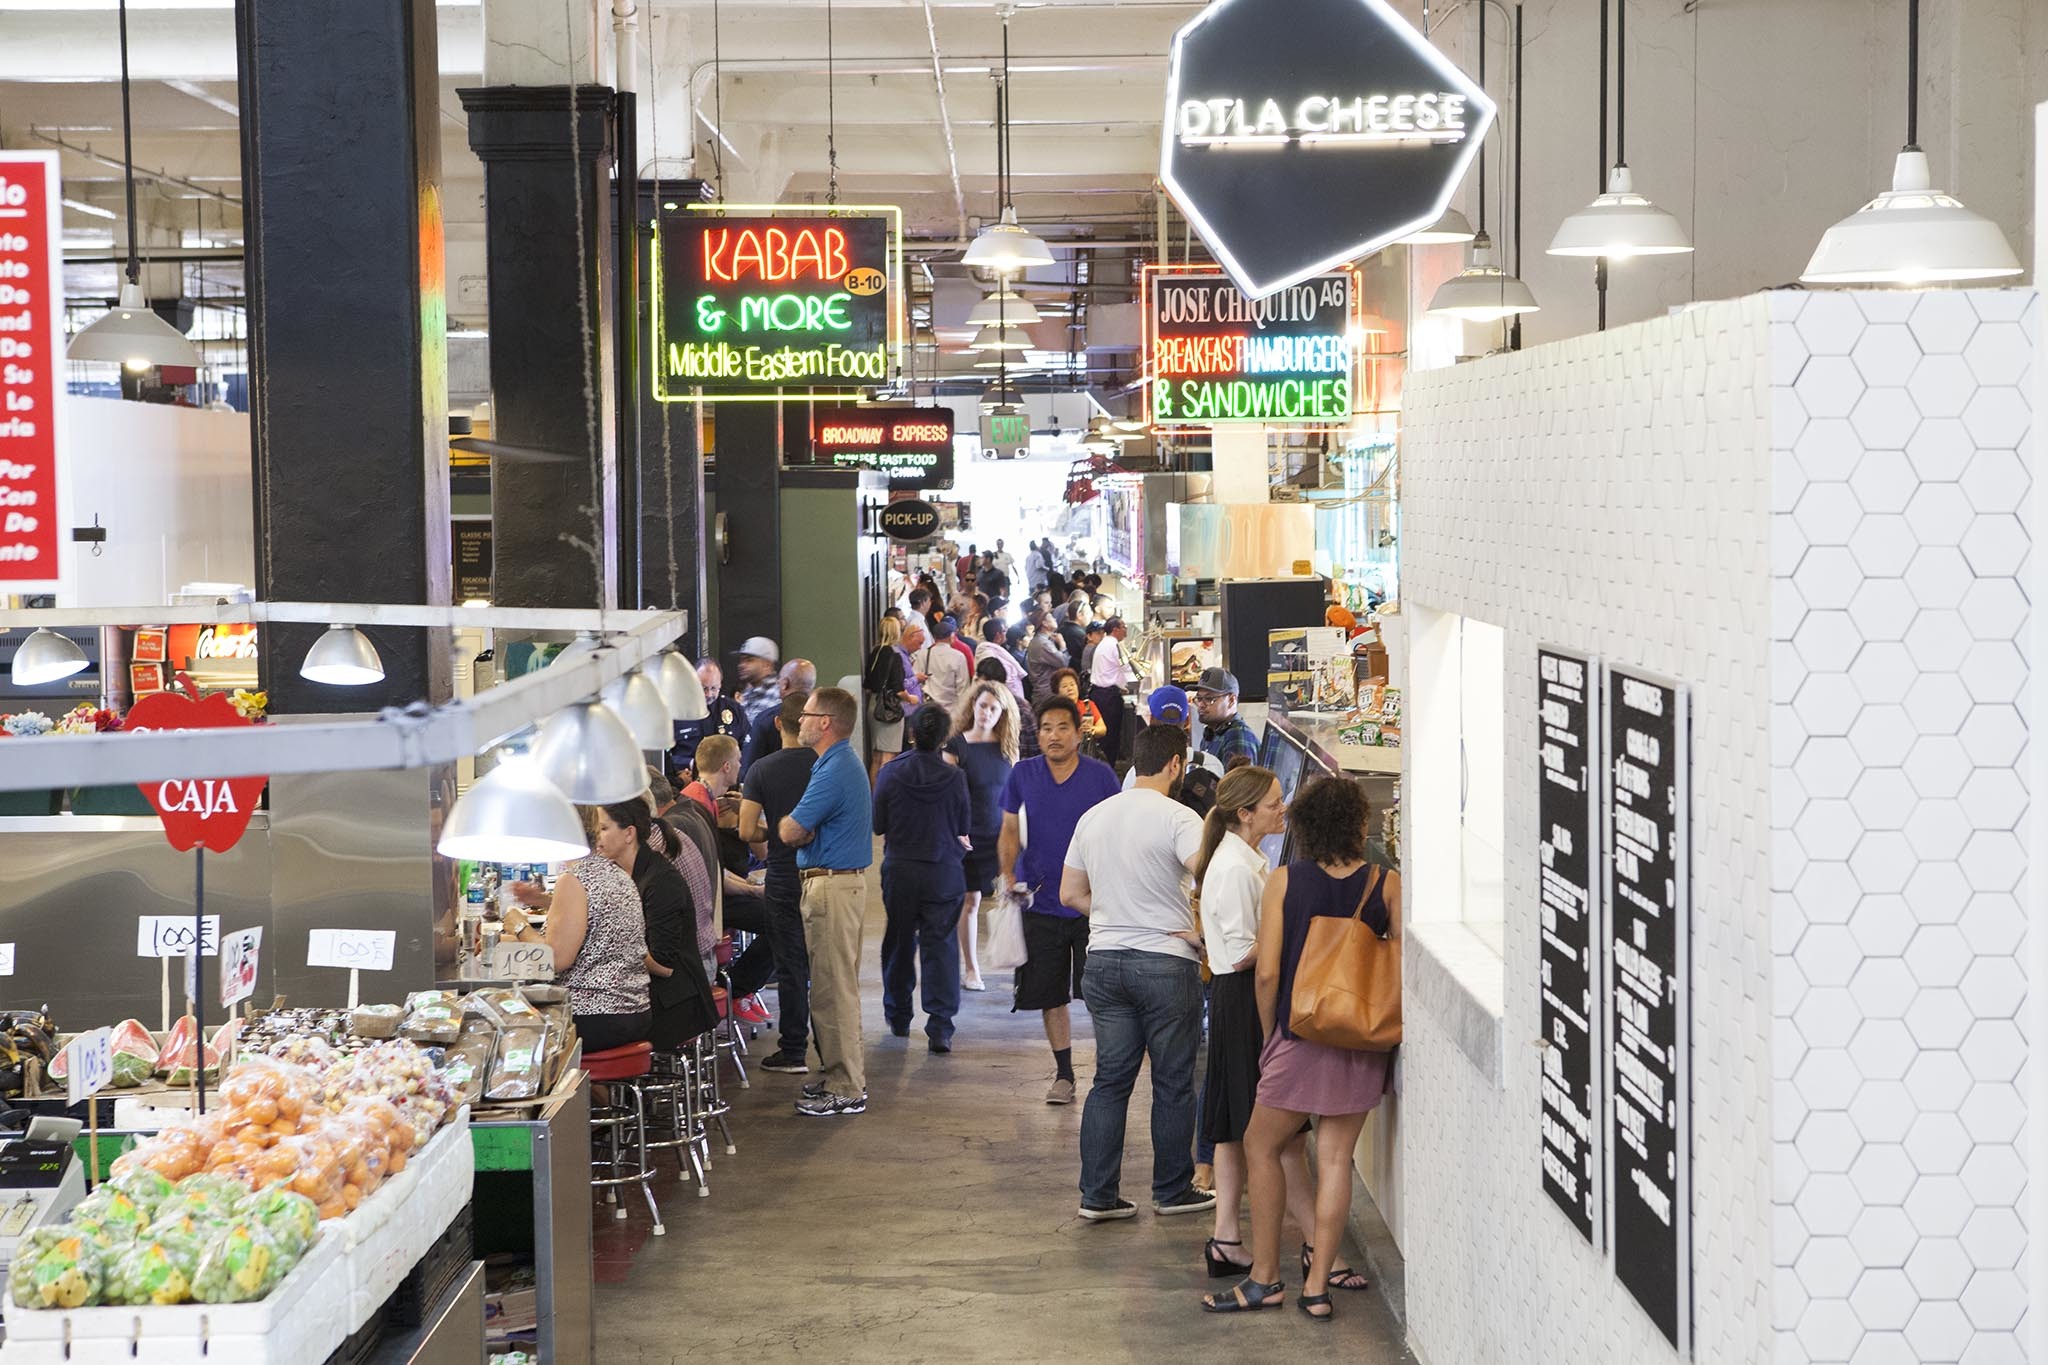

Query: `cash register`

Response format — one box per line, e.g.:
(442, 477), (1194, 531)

(0, 1120), (86, 1273)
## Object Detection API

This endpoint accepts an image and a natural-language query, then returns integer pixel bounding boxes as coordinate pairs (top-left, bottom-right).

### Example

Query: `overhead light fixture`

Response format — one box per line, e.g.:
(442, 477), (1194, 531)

(65, 0), (200, 372)
(1430, 231), (1540, 323)
(61, 197), (117, 221)
(969, 324), (1031, 352)
(601, 666), (675, 750)
(1802, 0), (2019, 285)
(436, 760), (590, 864)
(1548, 0), (1691, 262)
(1403, 208), (1476, 245)
(981, 379), (1024, 409)
(960, 13), (1056, 276)
(298, 624), (385, 686)
(10, 628), (89, 687)
(656, 649), (710, 723)
(549, 631), (602, 667)
(966, 288), (1042, 326)
(529, 699), (648, 803)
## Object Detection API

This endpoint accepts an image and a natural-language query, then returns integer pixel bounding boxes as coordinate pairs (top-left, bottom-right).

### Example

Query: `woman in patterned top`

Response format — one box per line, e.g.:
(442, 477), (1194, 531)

(503, 804), (652, 1051)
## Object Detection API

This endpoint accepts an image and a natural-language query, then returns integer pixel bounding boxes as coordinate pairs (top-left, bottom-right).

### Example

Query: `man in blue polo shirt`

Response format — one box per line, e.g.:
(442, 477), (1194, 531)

(779, 687), (875, 1117)
(999, 694), (1122, 1105)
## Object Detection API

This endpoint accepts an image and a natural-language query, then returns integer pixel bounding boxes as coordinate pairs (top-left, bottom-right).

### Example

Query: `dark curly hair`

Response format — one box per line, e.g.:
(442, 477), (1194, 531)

(1287, 775), (1371, 867)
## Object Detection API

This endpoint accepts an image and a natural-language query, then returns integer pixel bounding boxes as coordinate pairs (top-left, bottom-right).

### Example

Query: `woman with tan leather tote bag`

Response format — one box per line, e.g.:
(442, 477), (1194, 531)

(1201, 777), (1397, 1325)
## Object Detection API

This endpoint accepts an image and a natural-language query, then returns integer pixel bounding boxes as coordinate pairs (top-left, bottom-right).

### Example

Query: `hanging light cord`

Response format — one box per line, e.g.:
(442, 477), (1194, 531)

(117, 0), (140, 287)
(647, 9), (680, 613)
(1000, 12), (1013, 212)
(1614, 0), (1626, 168)
(826, 0), (839, 204)
(711, 0), (725, 197)
(1476, 0), (1486, 233)
(1904, 0), (1919, 149)
(561, 0), (603, 607)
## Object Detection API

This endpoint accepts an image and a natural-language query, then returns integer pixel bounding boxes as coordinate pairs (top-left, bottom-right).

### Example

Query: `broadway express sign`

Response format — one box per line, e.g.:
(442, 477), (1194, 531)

(654, 206), (903, 402)
(1144, 265), (1358, 425)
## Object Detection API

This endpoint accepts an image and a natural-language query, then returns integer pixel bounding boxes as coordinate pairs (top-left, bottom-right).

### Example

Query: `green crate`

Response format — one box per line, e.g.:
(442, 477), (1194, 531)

(470, 1125), (533, 1172)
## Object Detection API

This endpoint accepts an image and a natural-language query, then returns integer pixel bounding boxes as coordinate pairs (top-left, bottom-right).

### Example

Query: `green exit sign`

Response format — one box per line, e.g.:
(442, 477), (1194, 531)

(980, 406), (1030, 458)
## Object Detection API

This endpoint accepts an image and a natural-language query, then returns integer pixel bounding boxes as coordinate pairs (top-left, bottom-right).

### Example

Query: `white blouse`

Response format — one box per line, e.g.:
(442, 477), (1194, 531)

(1199, 830), (1268, 975)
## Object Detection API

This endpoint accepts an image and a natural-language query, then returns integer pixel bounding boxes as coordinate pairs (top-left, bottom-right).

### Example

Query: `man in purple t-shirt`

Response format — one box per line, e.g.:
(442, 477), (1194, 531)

(1000, 694), (1123, 1106)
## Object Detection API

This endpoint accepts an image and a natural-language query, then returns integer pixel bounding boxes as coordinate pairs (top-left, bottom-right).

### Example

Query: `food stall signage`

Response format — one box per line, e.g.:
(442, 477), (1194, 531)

(307, 929), (396, 972)
(0, 152), (69, 595)
(122, 691), (269, 852)
(654, 206), (903, 403)
(137, 915), (219, 957)
(812, 405), (955, 488)
(877, 498), (941, 544)
(1144, 266), (1358, 426)
(1160, 0), (1495, 298)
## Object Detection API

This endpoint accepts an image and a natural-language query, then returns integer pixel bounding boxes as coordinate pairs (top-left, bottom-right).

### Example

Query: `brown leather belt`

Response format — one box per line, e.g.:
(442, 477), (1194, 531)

(800, 868), (863, 881)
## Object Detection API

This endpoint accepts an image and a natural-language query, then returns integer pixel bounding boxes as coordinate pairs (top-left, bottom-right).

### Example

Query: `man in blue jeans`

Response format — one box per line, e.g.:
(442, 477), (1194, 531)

(1059, 723), (1217, 1220)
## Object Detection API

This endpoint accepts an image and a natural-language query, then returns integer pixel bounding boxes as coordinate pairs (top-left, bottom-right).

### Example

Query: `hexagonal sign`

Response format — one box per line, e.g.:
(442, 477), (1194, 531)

(1160, 0), (1495, 299)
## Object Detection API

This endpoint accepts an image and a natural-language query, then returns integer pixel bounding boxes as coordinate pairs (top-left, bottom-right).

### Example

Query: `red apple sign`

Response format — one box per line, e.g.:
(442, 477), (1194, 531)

(122, 692), (269, 853)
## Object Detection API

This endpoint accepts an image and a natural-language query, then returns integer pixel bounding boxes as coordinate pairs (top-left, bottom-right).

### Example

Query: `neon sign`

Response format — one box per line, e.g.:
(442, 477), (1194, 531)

(810, 404), (955, 489)
(654, 206), (903, 403)
(1143, 265), (1360, 427)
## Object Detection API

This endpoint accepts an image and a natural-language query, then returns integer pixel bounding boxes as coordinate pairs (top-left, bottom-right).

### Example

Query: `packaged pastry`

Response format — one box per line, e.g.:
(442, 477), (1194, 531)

(399, 991), (463, 1045)
(350, 1003), (403, 1039)
(484, 1023), (549, 1101)
(466, 988), (543, 1028)
(438, 1022), (497, 1106)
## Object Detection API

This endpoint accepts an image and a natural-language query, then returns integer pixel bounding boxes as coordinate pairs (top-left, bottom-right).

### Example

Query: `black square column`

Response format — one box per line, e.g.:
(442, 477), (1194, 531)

(236, 0), (451, 712)
(459, 85), (619, 611)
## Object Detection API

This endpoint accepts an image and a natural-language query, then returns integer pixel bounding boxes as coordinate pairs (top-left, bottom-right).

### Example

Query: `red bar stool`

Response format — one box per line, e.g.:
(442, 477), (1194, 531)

(584, 1040), (664, 1235)
(700, 989), (739, 1156)
(645, 1044), (711, 1198)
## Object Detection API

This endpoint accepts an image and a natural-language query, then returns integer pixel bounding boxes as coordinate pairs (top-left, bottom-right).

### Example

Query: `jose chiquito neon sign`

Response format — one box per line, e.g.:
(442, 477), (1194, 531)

(1160, 0), (1494, 300)
(653, 204), (903, 403)
(1143, 264), (1361, 426)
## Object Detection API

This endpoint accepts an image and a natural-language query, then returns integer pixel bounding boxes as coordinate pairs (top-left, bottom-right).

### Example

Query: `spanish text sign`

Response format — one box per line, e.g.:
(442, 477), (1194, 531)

(0, 151), (69, 595)
(654, 207), (900, 402)
(1145, 266), (1356, 426)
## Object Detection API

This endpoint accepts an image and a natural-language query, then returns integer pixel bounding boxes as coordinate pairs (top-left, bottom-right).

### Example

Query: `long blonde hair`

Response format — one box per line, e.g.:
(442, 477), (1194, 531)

(876, 615), (903, 648)
(951, 680), (1020, 762)
(1194, 765), (1277, 885)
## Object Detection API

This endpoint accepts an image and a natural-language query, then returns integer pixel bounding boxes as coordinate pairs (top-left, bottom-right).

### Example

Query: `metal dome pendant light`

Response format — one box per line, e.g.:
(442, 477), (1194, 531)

(436, 760), (591, 864)
(966, 287), (1041, 326)
(299, 624), (385, 686)
(1802, 0), (2020, 285)
(530, 699), (649, 804)
(67, 0), (200, 371)
(10, 627), (89, 687)
(1547, 0), (1691, 261)
(1404, 208), (1477, 246)
(961, 13), (1053, 275)
(656, 648), (710, 723)
(601, 665), (676, 750)
(1430, 0), (1539, 325)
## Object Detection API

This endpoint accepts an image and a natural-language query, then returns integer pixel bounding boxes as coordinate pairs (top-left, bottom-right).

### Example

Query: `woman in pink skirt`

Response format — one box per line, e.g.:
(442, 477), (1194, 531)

(1202, 776), (1395, 1323)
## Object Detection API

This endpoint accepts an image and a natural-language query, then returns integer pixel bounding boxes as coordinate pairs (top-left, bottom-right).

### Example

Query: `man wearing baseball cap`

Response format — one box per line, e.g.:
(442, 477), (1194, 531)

(1193, 667), (1260, 769)
(735, 636), (781, 730)
(1121, 684), (1223, 806)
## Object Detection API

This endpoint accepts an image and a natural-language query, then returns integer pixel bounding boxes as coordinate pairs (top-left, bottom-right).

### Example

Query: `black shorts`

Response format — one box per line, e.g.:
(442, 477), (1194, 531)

(1013, 910), (1089, 1012)
(962, 835), (1000, 896)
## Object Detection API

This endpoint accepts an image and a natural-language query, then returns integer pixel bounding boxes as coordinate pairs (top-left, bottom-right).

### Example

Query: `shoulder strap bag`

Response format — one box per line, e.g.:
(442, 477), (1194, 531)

(1287, 866), (1402, 1052)
(866, 648), (904, 724)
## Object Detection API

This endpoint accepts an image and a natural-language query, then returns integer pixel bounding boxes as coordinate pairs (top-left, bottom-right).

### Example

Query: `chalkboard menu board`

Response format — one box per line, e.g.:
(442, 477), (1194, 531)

(1605, 666), (1691, 1353)
(1537, 648), (1601, 1245)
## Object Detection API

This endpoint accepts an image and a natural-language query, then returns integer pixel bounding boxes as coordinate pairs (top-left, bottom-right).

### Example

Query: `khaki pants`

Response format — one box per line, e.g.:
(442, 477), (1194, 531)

(800, 871), (868, 1099)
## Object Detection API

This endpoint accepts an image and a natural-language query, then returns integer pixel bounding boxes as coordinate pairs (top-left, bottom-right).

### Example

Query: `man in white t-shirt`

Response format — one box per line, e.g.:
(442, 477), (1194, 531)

(1059, 722), (1216, 1222)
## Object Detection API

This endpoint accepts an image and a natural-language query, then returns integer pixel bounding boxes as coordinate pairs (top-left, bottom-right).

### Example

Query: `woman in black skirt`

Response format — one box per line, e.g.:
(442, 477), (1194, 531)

(1193, 766), (1367, 1291)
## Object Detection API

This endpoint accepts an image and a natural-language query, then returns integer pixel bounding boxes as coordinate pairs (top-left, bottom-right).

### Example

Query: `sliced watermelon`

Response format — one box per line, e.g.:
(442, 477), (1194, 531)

(154, 1017), (196, 1076)
(111, 1020), (158, 1088)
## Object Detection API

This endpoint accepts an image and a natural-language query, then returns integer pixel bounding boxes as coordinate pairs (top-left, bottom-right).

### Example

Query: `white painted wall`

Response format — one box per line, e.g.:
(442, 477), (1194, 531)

(1397, 288), (2035, 1364)
(61, 397), (253, 607)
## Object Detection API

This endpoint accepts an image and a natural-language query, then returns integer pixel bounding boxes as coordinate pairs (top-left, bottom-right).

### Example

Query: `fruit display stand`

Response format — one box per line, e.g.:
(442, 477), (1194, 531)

(470, 1070), (592, 1365)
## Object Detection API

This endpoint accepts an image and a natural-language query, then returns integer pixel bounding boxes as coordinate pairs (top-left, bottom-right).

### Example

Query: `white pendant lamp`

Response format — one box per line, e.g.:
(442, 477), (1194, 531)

(966, 288), (1041, 326)
(601, 666), (675, 750)
(981, 379), (1024, 410)
(1801, 1), (2018, 285)
(69, 282), (200, 371)
(1430, 232), (1541, 321)
(436, 760), (590, 864)
(10, 628), (89, 687)
(66, 0), (200, 372)
(963, 209), (1053, 276)
(1548, 0), (1691, 261)
(549, 632), (602, 668)
(969, 324), (1031, 353)
(656, 649), (710, 723)
(1403, 208), (1477, 245)
(529, 699), (648, 804)
(298, 624), (385, 686)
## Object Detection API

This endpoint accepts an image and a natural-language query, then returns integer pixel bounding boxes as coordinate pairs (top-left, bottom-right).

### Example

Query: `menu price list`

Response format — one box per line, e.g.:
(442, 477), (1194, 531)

(1536, 648), (1600, 1245)
(1606, 665), (1691, 1352)
(0, 153), (64, 594)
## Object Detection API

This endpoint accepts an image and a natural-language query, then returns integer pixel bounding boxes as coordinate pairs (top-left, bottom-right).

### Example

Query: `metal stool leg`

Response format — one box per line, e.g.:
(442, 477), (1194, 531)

(632, 1083), (665, 1236)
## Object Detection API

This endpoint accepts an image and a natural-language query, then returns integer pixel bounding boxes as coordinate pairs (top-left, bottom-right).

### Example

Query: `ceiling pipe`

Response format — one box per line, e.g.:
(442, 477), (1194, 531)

(612, 0), (640, 94)
(919, 0), (969, 241)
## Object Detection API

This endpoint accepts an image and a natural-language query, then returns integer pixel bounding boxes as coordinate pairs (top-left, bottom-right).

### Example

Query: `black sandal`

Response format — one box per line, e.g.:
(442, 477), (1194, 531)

(1201, 1277), (1285, 1313)
(1297, 1291), (1334, 1322)
(1205, 1238), (1251, 1279)
(1302, 1242), (1371, 1291)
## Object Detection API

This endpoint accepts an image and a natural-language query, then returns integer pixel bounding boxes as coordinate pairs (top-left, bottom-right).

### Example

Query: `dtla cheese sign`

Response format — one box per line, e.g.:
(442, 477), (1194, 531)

(1144, 265), (1359, 426)
(654, 205), (903, 403)
(1160, 0), (1494, 299)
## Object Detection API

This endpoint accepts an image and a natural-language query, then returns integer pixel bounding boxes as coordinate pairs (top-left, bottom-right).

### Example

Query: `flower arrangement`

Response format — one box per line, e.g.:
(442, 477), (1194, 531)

(0, 713), (54, 738)
(229, 689), (269, 723)
(54, 704), (122, 735)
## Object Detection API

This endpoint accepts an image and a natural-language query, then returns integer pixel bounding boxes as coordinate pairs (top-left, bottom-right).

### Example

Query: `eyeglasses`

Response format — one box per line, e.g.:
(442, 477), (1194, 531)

(800, 711), (833, 720)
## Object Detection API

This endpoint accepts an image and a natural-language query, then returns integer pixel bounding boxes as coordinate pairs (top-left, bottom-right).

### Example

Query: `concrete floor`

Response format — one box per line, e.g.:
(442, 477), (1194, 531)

(592, 862), (1415, 1364)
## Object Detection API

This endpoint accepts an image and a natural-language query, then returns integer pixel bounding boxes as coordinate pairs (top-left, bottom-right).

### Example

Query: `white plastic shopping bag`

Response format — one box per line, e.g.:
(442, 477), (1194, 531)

(983, 885), (1031, 972)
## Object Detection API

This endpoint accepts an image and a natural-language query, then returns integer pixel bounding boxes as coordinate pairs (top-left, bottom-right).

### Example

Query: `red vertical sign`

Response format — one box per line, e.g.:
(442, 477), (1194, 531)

(0, 152), (67, 595)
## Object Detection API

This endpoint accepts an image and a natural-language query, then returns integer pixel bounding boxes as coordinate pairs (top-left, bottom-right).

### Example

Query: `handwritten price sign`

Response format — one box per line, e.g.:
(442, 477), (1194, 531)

(138, 916), (219, 958)
(306, 930), (396, 973)
(66, 1028), (114, 1105)
(219, 927), (261, 1009)
(481, 943), (555, 981)
(0, 944), (15, 976)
